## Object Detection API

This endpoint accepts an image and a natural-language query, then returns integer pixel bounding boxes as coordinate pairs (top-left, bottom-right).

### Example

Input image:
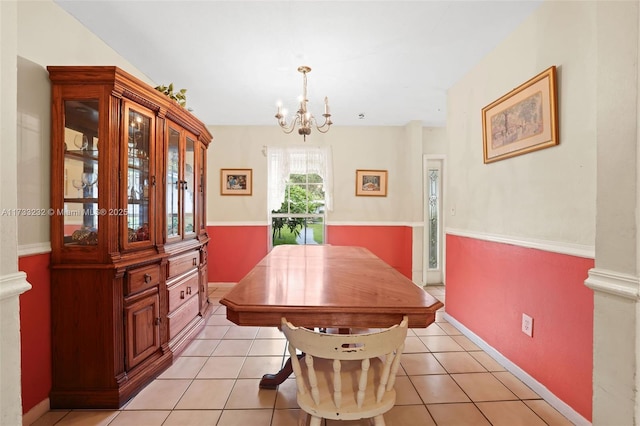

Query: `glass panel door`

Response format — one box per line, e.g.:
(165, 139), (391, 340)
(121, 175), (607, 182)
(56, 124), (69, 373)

(198, 145), (206, 234)
(166, 127), (181, 240)
(124, 104), (153, 245)
(184, 136), (195, 236)
(63, 100), (100, 245)
(424, 158), (444, 285)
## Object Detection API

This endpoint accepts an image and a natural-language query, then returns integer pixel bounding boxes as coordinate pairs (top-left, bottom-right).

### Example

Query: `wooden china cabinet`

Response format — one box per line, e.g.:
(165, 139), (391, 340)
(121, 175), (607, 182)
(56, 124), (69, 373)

(48, 66), (212, 409)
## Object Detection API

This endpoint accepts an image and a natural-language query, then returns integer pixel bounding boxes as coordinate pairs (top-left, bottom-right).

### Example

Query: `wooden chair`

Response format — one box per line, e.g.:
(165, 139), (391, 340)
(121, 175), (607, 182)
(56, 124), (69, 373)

(281, 316), (408, 426)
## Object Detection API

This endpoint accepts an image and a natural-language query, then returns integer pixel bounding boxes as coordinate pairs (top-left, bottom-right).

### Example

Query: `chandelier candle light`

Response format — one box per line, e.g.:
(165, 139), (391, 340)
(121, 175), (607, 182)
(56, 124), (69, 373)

(275, 66), (332, 141)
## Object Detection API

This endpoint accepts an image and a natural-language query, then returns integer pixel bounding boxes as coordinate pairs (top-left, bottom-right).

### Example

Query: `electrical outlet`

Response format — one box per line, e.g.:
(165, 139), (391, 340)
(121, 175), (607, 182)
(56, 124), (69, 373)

(522, 313), (533, 337)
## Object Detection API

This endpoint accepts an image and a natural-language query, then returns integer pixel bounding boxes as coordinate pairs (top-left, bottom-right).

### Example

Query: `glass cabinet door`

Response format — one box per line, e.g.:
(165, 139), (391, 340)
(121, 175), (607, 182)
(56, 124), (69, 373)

(63, 100), (100, 246)
(165, 121), (198, 243)
(198, 145), (206, 235)
(166, 127), (181, 241)
(184, 136), (196, 237)
(123, 102), (155, 247)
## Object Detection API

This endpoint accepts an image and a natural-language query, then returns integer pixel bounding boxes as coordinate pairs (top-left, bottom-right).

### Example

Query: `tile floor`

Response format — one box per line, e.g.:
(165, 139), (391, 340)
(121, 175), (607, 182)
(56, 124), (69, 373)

(30, 284), (575, 426)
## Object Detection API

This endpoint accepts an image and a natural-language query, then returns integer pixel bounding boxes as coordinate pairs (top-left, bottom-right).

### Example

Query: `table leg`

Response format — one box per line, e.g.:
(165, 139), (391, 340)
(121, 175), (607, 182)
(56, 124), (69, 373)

(259, 354), (303, 389)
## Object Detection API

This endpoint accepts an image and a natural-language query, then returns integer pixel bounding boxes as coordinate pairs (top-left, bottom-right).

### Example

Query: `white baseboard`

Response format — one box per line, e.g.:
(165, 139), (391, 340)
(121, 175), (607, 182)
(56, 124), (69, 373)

(443, 313), (591, 426)
(22, 398), (50, 426)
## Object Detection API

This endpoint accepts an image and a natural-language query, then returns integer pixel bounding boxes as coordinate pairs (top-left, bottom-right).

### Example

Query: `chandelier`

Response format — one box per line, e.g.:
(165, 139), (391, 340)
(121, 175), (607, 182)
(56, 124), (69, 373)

(275, 66), (332, 141)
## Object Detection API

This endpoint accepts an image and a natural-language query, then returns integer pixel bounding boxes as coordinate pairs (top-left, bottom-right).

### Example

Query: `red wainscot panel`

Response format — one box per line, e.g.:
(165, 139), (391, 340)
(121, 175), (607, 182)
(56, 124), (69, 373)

(327, 225), (413, 278)
(445, 234), (594, 422)
(18, 252), (52, 414)
(207, 225), (269, 282)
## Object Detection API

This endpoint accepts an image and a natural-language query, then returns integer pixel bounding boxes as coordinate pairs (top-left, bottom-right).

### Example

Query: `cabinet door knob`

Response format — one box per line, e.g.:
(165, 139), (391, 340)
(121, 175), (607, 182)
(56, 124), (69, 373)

(144, 273), (152, 283)
(154, 317), (161, 325)
(180, 290), (185, 299)
(187, 286), (192, 295)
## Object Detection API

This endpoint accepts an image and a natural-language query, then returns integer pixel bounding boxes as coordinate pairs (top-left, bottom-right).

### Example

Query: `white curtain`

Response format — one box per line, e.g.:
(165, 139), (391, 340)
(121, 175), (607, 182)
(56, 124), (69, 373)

(267, 145), (333, 212)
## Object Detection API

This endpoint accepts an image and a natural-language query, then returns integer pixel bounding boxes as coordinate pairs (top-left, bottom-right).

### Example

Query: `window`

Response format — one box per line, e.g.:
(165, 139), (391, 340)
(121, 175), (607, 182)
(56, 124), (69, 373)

(267, 146), (333, 248)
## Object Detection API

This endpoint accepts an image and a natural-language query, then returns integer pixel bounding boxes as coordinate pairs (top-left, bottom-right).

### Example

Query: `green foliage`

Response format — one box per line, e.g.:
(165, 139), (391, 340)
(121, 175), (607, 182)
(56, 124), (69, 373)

(272, 175), (324, 244)
(284, 185), (321, 214)
(309, 223), (324, 244)
(272, 222), (324, 246)
(154, 83), (187, 108)
(272, 223), (300, 245)
(289, 173), (324, 200)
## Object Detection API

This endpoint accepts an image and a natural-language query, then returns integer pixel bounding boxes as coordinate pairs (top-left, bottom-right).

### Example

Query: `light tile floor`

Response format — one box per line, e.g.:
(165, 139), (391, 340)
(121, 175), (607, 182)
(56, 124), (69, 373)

(30, 284), (575, 426)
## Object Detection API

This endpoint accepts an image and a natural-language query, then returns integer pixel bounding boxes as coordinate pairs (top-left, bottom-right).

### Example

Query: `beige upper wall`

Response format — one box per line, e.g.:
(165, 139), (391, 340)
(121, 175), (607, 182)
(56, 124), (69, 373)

(17, 0), (148, 82)
(14, 0), (153, 249)
(446, 0), (598, 247)
(423, 127), (447, 154)
(12, 0), (449, 247)
(208, 123), (447, 224)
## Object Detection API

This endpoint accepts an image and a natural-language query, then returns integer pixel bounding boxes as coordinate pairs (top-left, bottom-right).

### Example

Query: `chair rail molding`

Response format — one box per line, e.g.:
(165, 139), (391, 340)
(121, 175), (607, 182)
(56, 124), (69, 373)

(0, 271), (31, 301)
(18, 242), (52, 257)
(584, 268), (639, 300)
(446, 228), (595, 259)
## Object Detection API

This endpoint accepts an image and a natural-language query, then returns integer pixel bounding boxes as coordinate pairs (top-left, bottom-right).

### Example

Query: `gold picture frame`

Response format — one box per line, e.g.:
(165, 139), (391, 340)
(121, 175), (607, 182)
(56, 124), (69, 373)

(482, 66), (559, 164)
(355, 169), (388, 197)
(220, 168), (252, 195)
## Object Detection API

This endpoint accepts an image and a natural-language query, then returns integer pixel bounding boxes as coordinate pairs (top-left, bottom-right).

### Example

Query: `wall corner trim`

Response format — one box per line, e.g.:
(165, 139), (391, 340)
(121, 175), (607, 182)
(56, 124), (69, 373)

(584, 268), (639, 300)
(0, 272), (32, 300)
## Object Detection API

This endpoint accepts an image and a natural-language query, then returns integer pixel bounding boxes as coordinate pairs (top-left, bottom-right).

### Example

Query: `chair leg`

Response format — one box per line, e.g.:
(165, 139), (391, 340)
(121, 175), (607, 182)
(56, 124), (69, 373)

(309, 415), (322, 426)
(373, 414), (386, 426)
(297, 411), (306, 426)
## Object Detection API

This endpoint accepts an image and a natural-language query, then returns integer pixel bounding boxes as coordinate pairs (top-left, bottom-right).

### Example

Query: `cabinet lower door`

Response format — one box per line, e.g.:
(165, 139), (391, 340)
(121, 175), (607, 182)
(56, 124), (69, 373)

(125, 292), (160, 370)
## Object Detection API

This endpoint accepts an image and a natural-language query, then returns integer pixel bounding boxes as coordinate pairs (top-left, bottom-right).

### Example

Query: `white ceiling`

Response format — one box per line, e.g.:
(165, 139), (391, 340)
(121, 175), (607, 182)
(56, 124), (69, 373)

(54, 0), (542, 127)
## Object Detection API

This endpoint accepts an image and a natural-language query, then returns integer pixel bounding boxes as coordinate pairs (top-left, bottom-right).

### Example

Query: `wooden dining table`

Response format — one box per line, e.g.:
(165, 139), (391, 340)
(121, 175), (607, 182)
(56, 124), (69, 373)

(219, 244), (444, 388)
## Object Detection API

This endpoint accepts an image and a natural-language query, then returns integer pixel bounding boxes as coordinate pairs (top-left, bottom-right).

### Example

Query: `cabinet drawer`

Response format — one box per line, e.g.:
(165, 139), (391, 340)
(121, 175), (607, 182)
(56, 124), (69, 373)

(168, 271), (198, 312)
(167, 295), (199, 339)
(167, 251), (199, 279)
(126, 264), (161, 295)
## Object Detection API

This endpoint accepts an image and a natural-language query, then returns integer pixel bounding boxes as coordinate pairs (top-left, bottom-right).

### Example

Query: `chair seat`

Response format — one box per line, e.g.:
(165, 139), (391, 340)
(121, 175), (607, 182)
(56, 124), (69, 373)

(296, 356), (396, 421)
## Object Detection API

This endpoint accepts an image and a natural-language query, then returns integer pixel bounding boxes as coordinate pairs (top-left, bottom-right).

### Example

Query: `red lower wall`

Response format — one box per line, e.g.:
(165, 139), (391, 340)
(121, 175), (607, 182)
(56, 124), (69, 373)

(445, 234), (594, 421)
(207, 224), (413, 282)
(208, 225), (269, 282)
(18, 252), (52, 414)
(18, 225), (412, 413)
(17, 229), (593, 421)
(327, 225), (413, 278)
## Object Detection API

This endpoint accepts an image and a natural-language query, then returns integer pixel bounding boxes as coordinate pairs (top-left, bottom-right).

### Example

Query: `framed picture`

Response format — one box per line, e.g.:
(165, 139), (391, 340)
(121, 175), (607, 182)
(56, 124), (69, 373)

(355, 169), (388, 197)
(482, 65), (559, 164)
(220, 168), (252, 195)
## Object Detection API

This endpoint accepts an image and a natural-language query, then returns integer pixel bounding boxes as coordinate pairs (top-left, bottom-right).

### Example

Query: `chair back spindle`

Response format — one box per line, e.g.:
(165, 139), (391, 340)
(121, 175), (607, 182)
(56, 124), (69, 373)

(282, 316), (409, 425)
